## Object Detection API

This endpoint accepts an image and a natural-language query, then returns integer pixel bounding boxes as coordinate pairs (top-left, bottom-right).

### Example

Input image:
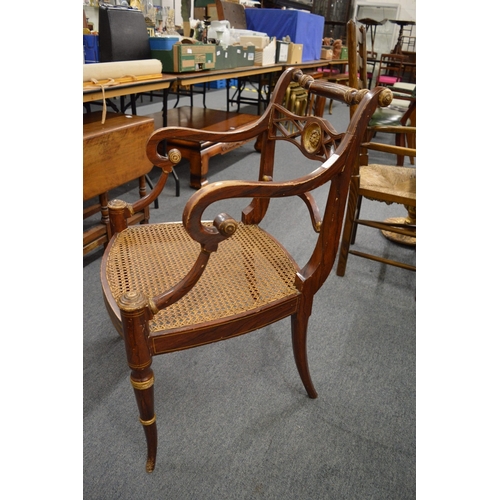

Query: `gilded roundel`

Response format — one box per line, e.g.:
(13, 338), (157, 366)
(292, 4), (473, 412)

(302, 122), (322, 154)
(168, 148), (182, 164)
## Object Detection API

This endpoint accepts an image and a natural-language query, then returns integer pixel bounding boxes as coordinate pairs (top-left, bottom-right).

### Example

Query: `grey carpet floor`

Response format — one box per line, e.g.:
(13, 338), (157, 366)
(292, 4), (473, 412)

(83, 87), (416, 499)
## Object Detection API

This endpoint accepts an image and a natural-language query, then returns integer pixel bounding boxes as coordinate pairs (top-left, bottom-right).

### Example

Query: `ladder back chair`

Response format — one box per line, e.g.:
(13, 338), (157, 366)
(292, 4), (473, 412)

(336, 125), (416, 275)
(327, 19), (368, 116)
(376, 53), (407, 87)
(100, 68), (393, 472)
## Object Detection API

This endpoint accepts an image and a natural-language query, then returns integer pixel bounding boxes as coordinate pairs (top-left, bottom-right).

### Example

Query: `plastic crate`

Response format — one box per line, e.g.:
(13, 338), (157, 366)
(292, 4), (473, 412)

(149, 36), (179, 51)
(194, 79), (229, 89)
(83, 35), (99, 64)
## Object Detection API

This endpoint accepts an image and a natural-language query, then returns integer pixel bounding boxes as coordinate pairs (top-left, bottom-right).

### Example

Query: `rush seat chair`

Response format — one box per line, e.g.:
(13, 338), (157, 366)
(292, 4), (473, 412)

(99, 67), (393, 472)
(336, 125), (416, 275)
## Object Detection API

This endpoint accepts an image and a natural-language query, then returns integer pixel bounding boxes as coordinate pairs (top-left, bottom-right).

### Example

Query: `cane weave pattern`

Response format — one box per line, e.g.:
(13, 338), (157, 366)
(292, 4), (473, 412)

(106, 222), (299, 332)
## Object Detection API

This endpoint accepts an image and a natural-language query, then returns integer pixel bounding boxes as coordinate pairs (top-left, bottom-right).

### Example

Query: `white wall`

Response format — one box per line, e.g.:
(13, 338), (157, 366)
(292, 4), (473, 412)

(353, 0), (416, 54)
(354, 0), (416, 23)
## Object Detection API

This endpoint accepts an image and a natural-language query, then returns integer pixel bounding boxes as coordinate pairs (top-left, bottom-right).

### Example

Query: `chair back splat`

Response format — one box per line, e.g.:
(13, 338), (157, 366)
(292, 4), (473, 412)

(100, 67), (393, 472)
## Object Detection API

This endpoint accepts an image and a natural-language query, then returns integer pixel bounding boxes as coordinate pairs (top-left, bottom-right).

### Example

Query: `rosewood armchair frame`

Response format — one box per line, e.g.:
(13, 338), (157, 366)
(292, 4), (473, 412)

(100, 67), (392, 472)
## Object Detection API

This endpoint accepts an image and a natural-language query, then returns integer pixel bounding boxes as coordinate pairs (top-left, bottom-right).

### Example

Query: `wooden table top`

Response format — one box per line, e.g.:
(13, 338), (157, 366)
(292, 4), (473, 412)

(83, 60), (345, 101)
(83, 73), (177, 103)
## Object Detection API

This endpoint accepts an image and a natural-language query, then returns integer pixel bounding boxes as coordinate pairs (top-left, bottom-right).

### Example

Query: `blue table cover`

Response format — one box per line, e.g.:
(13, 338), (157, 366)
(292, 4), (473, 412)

(245, 9), (324, 62)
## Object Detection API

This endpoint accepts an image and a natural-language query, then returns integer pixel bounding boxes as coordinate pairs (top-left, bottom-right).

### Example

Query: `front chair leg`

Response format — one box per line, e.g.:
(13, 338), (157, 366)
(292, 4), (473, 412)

(291, 312), (318, 399)
(118, 291), (158, 472)
(130, 368), (158, 473)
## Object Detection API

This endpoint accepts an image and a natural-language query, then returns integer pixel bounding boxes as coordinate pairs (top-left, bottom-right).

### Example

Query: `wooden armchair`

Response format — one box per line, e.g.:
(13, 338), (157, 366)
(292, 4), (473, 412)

(100, 68), (393, 472)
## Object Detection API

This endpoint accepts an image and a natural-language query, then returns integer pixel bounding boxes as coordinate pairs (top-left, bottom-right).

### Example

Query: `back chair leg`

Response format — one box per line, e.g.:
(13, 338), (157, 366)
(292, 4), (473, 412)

(291, 311), (318, 399)
(350, 196), (363, 244)
(336, 178), (360, 277)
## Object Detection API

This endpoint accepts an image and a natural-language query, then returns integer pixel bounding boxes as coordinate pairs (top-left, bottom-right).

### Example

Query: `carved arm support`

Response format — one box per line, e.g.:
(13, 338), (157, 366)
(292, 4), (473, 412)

(108, 149), (181, 234)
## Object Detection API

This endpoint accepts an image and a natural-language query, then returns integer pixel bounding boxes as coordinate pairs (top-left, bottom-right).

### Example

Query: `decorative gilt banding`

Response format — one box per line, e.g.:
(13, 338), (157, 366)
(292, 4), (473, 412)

(149, 298), (159, 315)
(139, 414), (156, 426)
(356, 88), (369, 102)
(131, 375), (155, 390)
(108, 198), (135, 216)
(118, 290), (149, 312)
(297, 73), (314, 89)
(128, 360), (152, 370)
(108, 199), (128, 210)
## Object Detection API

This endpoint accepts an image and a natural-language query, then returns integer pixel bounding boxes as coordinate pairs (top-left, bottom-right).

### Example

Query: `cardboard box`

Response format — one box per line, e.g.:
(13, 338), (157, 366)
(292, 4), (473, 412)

(194, 7), (206, 20)
(214, 45), (255, 69)
(234, 45), (255, 67)
(320, 48), (333, 60)
(239, 35), (269, 49)
(174, 43), (216, 72)
(254, 38), (276, 66)
(151, 42), (216, 72)
(287, 43), (303, 64)
(214, 45), (233, 70)
(207, 4), (218, 21)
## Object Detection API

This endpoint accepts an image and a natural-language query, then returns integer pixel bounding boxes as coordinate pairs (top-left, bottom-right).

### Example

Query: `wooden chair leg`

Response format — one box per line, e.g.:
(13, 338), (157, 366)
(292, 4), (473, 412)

(131, 368), (158, 473)
(119, 292), (158, 472)
(336, 176), (360, 277)
(407, 132), (415, 165)
(291, 310), (318, 399)
(395, 132), (406, 166)
(350, 195), (363, 245)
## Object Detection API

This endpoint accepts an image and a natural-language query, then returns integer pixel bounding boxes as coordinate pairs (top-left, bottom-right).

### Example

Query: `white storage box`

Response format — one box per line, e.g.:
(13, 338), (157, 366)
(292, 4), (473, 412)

(254, 38), (276, 66)
(239, 35), (270, 49)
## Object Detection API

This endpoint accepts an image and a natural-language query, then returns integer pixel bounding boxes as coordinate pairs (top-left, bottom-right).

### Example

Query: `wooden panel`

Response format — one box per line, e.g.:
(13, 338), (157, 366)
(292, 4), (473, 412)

(83, 112), (154, 200)
(215, 0), (247, 29)
(157, 107), (257, 132)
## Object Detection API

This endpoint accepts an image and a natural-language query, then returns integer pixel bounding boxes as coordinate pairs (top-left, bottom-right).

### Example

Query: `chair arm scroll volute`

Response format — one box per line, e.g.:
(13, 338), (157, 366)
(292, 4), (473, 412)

(151, 212), (239, 313)
(213, 213), (238, 238)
